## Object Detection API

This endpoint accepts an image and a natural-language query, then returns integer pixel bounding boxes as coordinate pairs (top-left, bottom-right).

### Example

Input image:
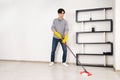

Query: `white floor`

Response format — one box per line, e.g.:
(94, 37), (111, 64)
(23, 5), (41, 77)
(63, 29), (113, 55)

(0, 61), (120, 80)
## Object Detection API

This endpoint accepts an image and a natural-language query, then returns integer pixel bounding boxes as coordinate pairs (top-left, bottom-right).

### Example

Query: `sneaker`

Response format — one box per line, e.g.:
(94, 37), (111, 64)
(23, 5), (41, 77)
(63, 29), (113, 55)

(49, 62), (54, 66)
(62, 63), (68, 67)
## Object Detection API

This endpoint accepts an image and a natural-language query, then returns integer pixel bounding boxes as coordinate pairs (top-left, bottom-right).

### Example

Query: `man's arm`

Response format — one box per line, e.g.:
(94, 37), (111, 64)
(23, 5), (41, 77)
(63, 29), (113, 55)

(64, 20), (69, 36)
(51, 19), (62, 39)
(62, 21), (69, 43)
(52, 29), (62, 39)
(52, 29), (56, 33)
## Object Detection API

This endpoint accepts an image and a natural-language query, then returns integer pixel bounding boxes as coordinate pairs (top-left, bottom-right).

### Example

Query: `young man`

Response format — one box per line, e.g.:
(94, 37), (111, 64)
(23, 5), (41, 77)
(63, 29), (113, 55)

(49, 8), (69, 67)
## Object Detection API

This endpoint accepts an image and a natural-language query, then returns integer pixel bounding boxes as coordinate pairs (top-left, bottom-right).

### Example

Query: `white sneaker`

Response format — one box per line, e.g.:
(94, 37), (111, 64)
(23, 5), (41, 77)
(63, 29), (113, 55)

(49, 62), (54, 66)
(62, 63), (68, 67)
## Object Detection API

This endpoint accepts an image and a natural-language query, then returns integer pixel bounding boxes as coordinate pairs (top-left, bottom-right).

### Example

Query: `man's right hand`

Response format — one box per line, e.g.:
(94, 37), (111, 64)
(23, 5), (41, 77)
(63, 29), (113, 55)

(54, 31), (62, 39)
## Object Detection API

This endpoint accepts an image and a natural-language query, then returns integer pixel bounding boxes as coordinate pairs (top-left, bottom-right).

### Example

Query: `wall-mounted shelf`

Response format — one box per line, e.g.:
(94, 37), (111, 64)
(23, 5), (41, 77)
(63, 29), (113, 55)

(76, 19), (113, 32)
(75, 42), (113, 55)
(76, 53), (113, 67)
(76, 31), (112, 33)
(76, 53), (111, 55)
(76, 64), (113, 67)
(76, 7), (112, 12)
(76, 32), (112, 44)
(76, 7), (112, 22)
(76, 19), (112, 23)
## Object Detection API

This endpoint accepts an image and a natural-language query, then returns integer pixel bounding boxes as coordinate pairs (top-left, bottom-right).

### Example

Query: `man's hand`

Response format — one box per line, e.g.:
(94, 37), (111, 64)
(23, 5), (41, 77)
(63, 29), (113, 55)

(54, 31), (62, 39)
(62, 35), (68, 44)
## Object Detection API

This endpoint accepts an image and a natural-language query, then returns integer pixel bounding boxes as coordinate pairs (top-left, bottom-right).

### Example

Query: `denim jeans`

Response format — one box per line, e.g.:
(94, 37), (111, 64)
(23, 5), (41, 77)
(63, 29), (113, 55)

(51, 37), (67, 63)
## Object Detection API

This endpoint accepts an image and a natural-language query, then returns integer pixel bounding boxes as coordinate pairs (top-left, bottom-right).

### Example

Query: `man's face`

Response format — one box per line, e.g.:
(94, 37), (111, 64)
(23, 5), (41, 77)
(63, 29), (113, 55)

(58, 11), (65, 19)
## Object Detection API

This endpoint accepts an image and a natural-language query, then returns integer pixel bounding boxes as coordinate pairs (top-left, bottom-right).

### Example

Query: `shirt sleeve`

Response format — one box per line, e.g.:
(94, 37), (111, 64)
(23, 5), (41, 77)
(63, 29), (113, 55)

(51, 19), (56, 31)
(65, 20), (69, 32)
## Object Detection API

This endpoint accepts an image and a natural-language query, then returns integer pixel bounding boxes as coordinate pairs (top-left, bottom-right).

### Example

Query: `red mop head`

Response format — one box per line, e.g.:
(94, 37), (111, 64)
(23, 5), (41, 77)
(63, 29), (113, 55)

(80, 71), (92, 76)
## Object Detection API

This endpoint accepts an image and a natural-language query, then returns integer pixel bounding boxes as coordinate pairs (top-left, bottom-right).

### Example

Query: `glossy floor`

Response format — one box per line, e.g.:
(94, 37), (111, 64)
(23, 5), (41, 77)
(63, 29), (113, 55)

(0, 61), (120, 80)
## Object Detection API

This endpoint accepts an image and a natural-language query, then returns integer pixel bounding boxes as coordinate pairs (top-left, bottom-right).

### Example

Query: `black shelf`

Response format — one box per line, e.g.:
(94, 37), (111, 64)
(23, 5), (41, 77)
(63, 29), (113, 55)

(76, 51), (113, 56)
(76, 7), (112, 12)
(76, 53), (113, 67)
(75, 7), (113, 32)
(76, 32), (113, 44)
(76, 19), (112, 23)
(76, 64), (113, 68)
(75, 42), (113, 55)
(76, 19), (113, 32)
(76, 42), (112, 44)
(76, 53), (112, 55)
(76, 7), (112, 23)
(76, 31), (112, 33)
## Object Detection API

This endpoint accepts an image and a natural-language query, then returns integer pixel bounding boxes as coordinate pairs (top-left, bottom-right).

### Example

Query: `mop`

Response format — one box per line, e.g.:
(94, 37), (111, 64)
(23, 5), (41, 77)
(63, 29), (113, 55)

(64, 43), (92, 76)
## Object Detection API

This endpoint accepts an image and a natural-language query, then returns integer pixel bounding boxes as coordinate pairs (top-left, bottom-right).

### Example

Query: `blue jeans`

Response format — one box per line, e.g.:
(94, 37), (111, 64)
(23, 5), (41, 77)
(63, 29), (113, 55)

(51, 37), (67, 63)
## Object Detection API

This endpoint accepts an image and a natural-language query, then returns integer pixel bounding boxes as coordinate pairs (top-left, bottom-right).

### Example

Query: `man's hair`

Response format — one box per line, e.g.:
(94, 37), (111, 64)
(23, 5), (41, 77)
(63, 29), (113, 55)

(58, 8), (65, 14)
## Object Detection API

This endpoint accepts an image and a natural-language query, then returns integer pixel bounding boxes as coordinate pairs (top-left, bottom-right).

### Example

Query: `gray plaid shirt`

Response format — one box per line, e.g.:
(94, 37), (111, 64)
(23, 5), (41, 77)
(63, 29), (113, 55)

(51, 18), (69, 39)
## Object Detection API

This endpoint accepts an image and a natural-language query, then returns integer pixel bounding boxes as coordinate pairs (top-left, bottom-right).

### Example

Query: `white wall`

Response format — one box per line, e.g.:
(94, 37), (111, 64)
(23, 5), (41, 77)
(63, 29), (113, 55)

(114, 0), (120, 70)
(0, 0), (114, 64)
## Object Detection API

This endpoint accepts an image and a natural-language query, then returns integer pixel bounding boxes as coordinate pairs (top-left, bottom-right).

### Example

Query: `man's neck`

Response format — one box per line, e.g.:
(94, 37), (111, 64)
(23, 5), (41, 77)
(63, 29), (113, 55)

(58, 17), (63, 20)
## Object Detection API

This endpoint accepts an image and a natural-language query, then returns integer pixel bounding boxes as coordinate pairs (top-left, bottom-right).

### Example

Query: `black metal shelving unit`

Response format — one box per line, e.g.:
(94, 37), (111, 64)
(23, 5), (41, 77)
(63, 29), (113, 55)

(75, 7), (113, 67)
